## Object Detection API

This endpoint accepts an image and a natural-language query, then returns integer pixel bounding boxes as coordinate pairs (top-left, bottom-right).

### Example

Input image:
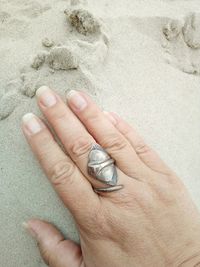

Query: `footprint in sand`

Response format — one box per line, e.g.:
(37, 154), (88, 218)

(31, 7), (109, 74)
(0, 5), (109, 120)
(31, 6), (109, 70)
(162, 12), (200, 75)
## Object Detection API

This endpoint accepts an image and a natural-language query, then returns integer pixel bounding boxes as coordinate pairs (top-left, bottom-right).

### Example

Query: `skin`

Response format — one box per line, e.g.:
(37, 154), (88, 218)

(22, 86), (200, 267)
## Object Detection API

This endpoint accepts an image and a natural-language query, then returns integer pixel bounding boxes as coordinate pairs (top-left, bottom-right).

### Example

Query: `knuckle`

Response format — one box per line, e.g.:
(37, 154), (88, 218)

(102, 133), (128, 152)
(39, 245), (51, 266)
(135, 142), (151, 155)
(69, 136), (93, 159)
(50, 159), (76, 186)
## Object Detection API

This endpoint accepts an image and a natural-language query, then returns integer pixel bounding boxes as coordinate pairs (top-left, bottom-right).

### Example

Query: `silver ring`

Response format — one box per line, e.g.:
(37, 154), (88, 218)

(87, 143), (124, 193)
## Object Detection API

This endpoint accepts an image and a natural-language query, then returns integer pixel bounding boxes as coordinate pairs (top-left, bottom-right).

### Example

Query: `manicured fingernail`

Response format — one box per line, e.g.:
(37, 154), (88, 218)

(103, 111), (118, 125)
(36, 86), (57, 107)
(22, 113), (42, 134)
(67, 90), (87, 111)
(22, 222), (38, 239)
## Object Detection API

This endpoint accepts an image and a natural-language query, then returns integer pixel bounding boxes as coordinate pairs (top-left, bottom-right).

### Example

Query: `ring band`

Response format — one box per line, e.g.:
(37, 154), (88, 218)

(94, 185), (124, 193)
(88, 143), (124, 193)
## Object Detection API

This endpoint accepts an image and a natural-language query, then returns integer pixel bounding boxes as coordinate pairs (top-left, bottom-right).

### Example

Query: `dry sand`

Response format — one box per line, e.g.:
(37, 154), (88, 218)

(0, 0), (200, 266)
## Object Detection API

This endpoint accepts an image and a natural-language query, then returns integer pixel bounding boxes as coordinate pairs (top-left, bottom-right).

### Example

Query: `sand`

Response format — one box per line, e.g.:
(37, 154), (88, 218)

(0, 0), (200, 266)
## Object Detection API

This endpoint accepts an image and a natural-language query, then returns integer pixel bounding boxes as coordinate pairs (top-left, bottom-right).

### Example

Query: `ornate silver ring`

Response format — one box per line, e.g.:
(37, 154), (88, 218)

(87, 144), (124, 193)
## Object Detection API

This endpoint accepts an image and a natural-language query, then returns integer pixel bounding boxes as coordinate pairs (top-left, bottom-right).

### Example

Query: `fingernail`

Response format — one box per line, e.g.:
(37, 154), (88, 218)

(36, 86), (57, 107)
(22, 113), (42, 135)
(67, 90), (87, 111)
(22, 222), (38, 239)
(103, 111), (118, 125)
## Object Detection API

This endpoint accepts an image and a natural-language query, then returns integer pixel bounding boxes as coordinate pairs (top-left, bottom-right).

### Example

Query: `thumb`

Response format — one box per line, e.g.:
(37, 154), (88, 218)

(23, 219), (83, 267)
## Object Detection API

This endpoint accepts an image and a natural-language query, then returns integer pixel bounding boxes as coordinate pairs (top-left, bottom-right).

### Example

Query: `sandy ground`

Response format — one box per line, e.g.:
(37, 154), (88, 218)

(0, 0), (200, 266)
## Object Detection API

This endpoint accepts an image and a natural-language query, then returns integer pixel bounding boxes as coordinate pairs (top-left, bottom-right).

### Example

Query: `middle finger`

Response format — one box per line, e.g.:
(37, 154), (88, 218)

(36, 86), (95, 181)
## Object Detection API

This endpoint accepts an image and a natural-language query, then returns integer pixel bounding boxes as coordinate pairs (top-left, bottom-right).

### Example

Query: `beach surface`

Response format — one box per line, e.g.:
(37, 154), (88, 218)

(0, 0), (200, 266)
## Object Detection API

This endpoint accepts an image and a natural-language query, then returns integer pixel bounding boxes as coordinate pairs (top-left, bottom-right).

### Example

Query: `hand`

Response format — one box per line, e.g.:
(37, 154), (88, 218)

(22, 86), (200, 267)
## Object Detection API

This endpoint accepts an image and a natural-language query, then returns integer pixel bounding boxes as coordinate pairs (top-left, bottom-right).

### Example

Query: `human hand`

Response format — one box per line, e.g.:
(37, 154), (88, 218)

(22, 87), (200, 267)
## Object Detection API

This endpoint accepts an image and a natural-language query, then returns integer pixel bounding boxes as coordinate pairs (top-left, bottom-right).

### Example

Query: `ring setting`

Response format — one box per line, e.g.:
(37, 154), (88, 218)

(88, 144), (124, 193)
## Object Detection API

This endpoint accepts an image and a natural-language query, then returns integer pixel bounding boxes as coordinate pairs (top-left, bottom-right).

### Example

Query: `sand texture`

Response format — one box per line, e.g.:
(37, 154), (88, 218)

(0, 0), (200, 266)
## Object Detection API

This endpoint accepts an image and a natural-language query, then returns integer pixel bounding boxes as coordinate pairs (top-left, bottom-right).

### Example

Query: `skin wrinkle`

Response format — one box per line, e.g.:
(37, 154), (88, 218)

(51, 160), (76, 185)
(177, 252), (200, 267)
(70, 137), (93, 159)
(47, 238), (66, 266)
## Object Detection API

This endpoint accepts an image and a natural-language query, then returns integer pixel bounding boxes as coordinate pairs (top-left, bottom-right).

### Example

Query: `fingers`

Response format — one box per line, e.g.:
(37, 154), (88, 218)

(66, 90), (151, 179)
(22, 113), (99, 220)
(104, 111), (172, 175)
(24, 219), (83, 267)
(35, 87), (127, 188)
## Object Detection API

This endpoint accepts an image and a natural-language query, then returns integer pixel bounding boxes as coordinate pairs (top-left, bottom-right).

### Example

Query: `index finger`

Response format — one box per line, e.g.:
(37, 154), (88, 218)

(22, 113), (99, 221)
